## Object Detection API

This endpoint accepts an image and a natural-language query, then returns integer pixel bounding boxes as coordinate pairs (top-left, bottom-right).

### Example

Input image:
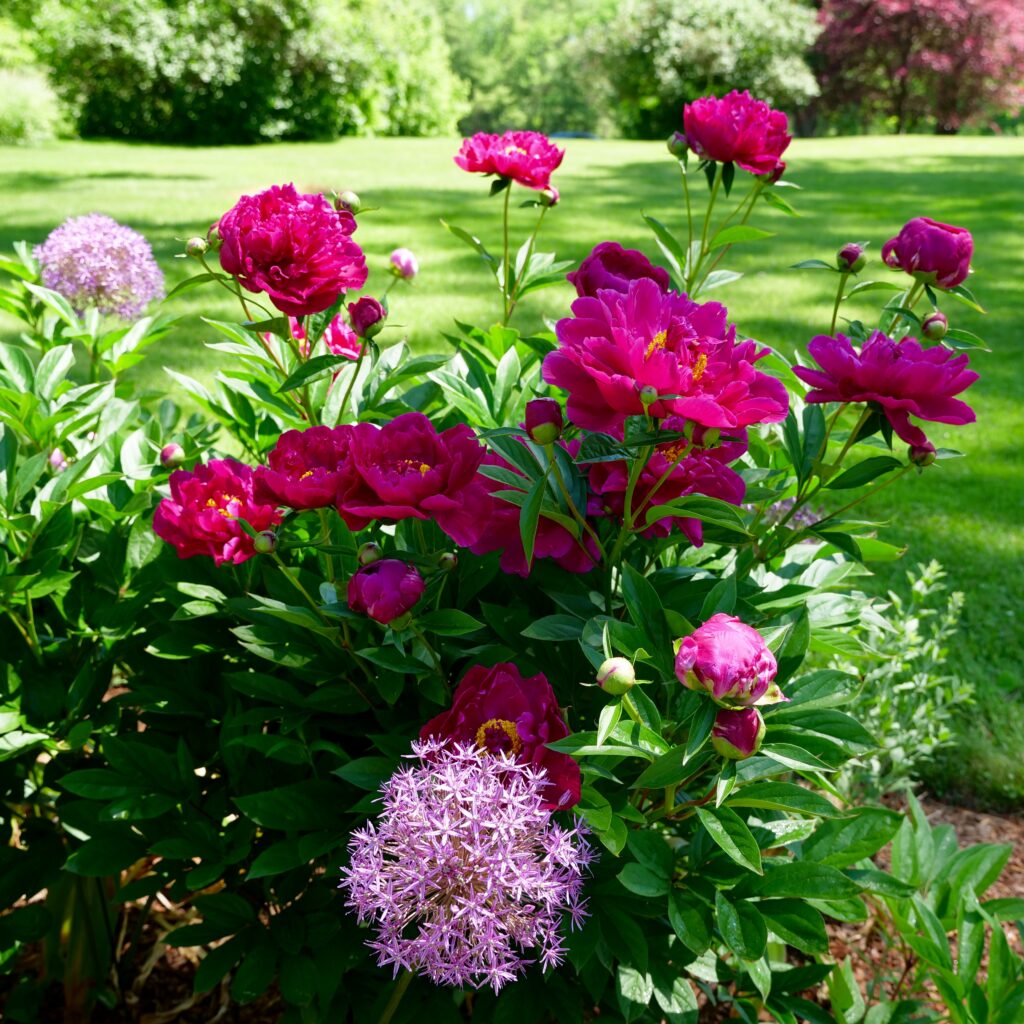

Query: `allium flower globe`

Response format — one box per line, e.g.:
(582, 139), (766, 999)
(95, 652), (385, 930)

(341, 741), (593, 992)
(34, 214), (164, 319)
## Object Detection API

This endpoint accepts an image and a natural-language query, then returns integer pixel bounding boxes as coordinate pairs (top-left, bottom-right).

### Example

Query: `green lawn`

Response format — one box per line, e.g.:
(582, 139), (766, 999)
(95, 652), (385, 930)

(1, 135), (1022, 806)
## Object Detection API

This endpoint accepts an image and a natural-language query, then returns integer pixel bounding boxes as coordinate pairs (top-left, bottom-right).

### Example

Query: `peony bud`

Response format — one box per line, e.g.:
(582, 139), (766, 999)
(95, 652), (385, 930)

(908, 441), (937, 467)
(160, 443), (185, 469)
(253, 530), (277, 555)
(185, 236), (208, 259)
(921, 311), (948, 341)
(348, 560), (425, 625)
(438, 552), (458, 572)
(389, 247), (418, 280)
(357, 541), (383, 566)
(539, 187), (559, 208)
(836, 243), (866, 273)
(597, 657), (636, 695)
(711, 707), (765, 760)
(638, 384), (659, 407)
(337, 190), (361, 214)
(524, 398), (564, 445)
(348, 296), (387, 339)
(667, 131), (689, 159)
(49, 448), (68, 472)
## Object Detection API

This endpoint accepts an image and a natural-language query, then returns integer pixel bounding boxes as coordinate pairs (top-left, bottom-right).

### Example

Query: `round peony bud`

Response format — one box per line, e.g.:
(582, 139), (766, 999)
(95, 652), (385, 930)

(160, 443), (185, 469)
(185, 236), (208, 259)
(921, 311), (949, 341)
(348, 560), (425, 625)
(638, 384), (659, 407)
(438, 552), (458, 572)
(836, 243), (866, 273)
(253, 530), (277, 554)
(348, 296), (387, 339)
(357, 541), (383, 566)
(540, 187), (559, 208)
(597, 657), (635, 695)
(909, 441), (937, 467)
(667, 131), (689, 159)
(49, 448), (68, 472)
(711, 707), (765, 760)
(389, 247), (418, 280)
(337, 190), (361, 214)
(524, 398), (564, 445)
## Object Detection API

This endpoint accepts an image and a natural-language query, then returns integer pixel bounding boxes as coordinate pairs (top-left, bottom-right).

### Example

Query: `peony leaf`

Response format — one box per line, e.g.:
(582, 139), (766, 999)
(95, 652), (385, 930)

(709, 225), (774, 249)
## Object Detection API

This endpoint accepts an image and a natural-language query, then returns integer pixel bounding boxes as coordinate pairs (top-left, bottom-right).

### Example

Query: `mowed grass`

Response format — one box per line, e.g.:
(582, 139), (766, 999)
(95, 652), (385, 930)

(1, 136), (1022, 806)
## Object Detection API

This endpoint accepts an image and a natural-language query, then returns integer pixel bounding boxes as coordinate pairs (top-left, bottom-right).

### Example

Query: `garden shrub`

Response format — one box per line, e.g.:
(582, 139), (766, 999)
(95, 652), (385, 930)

(1, 96), (1020, 1024)
(0, 18), (64, 145)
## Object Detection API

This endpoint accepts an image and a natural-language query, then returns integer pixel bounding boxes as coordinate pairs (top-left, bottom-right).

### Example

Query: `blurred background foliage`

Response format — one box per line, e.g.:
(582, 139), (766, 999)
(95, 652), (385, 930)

(1, 0), (1021, 146)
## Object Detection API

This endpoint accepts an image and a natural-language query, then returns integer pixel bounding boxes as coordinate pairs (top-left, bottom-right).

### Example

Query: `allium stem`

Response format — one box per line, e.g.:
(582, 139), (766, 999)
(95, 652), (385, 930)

(377, 970), (414, 1024)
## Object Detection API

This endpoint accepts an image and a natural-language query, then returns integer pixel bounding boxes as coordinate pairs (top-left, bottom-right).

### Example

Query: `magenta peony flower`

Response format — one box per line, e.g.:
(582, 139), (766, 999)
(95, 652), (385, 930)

(711, 707), (766, 759)
(568, 241), (670, 299)
(881, 217), (973, 289)
(469, 453), (600, 577)
(337, 412), (491, 545)
(683, 90), (791, 176)
(793, 331), (978, 447)
(347, 560), (425, 625)
(217, 184), (367, 317)
(152, 459), (282, 566)
(674, 613), (780, 707)
(543, 278), (788, 436)
(524, 397), (564, 444)
(347, 296), (386, 339)
(278, 314), (360, 360)
(389, 247), (418, 280)
(420, 662), (582, 810)
(341, 740), (593, 991)
(253, 426), (356, 510)
(454, 130), (565, 192)
(34, 214), (164, 320)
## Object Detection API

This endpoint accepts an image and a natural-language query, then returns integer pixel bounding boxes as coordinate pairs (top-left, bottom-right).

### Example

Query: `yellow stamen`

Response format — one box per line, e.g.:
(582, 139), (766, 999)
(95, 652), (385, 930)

(475, 718), (522, 755)
(300, 470), (315, 479)
(645, 329), (668, 360)
(206, 494), (241, 518)
(692, 352), (708, 383)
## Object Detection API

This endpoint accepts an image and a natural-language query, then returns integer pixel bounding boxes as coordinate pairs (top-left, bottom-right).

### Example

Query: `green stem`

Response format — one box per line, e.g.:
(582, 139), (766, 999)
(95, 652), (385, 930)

(605, 445), (652, 576)
(831, 272), (851, 334)
(317, 509), (336, 584)
(693, 179), (764, 297)
(338, 345), (366, 423)
(687, 163), (723, 293)
(547, 449), (606, 562)
(679, 162), (694, 263)
(410, 624), (448, 695)
(377, 970), (414, 1024)
(801, 463), (913, 535)
(506, 204), (548, 323)
(501, 183), (512, 324)
(887, 281), (925, 336)
(271, 553), (326, 621)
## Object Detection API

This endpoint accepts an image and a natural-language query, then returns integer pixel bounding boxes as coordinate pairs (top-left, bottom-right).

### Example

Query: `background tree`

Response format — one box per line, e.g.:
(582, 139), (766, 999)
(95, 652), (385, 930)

(815, 0), (1024, 134)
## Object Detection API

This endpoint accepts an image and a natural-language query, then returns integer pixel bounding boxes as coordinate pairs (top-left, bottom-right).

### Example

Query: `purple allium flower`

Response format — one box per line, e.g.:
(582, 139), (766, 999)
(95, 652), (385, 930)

(340, 740), (594, 992)
(34, 214), (164, 320)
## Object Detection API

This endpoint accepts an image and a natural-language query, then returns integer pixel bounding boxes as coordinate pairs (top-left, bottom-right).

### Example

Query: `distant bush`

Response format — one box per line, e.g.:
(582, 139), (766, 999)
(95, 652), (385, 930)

(34, 0), (465, 144)
(0, 18), (64, 145)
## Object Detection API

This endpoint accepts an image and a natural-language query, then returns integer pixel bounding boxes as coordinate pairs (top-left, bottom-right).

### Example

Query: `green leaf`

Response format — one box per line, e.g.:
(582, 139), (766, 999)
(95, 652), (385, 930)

(801, 808), (901, 868)
(753, 861), (863, 900)
(697, 805), (762, 874)
(645, 494), (749, 534)
(194, 934), (248, 994)
(668, 890), (712, 955)
(618, 863), (669, 897)
(825, 456), (904, 490)
(626, 831), (674, 880)
(715, 890), (767, 960)
(519, 474), (545, 569)
(710, 225), (775, 249)
(521, 614), (583, 641)
(762, 743), (835, 773)
(278, 354), (354, 393)
(759, 899), (829, 955)
(332, 757), (394, 791)
(632, 745), (701, 789)
(416, 609), (484, 636)
(232, 780), (344, 830)
(642, 215), (686, 285)
(230, 941), (277, 1004)
(65, 834), (148, 876)
(440, 219), (497, 269)
(791, 259), (835, 271)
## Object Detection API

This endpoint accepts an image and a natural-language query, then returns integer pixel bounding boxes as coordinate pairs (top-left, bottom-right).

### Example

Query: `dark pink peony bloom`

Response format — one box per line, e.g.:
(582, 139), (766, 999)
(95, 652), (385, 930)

(683, 90), (791, 175)
(338, 412), (491, 545)
(217, 184), (367, 317)
(568, 241), (671, 299)
(585, 431), (746, 545)
(793, 331), (978, 447)
(674, 613), (779, 707)
(711, 707), (765, 760)
(543, 278), (788, 436)
(419, 662), (581, 810)
(881, 217), (973, 289)
(347, 560), (425, 625)
(254, 426), (357, 510)
(348, 296), (387, 339)
(469, 453), (599, 577)
(153, 459), (282, 566)
(454, 131), (565, 192)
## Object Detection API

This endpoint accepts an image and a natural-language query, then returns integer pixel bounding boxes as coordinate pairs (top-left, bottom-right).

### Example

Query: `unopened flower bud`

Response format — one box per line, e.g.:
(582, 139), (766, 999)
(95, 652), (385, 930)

(702, 428), (720, 447)
(711, 707), (765, 760)
(597, 657), (635, 695)
(667, 131), (688, 159)
(348, 560), (425, 625)
(836, 243), (866, 273)
(921, 311), (948, 341)
(206, 227), (223, 252)
(348, 296), (387, 339)
(253, 530), (277, 555)
(438, 552), (458, 572)
(185, 237), (208, 259)
(160, 442), (185, 469)
(357, 541), (383, 566)
(49, 448), (68, 472)
(389, 247), (418, 280)
(540, 187), (559, 208)
(337, 190), (361, 214)
(524, 398), (564, 445)
(908, 441), (937, 467)
(639, 385), (659, 407)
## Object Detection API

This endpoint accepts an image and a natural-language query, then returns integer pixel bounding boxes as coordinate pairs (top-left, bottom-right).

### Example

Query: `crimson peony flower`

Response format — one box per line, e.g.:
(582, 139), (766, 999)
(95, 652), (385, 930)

(711, 707), (766, 760)
(420, 663), (582, 810)
(683, 90), (791, 176)
(217, 184), (367, 317)
(347, 560), (425, 625)
(455, 130), (565, 192)
(153, 459), (282, 566)
(254, 426), (356, 510)
(793, 331), (978, 447)
(568, 241), (671, 299)
(881, 217), (973, 289)
(337, 412), (491, 546)
(675, 613), (780, 708)
(543, 278), (788, 437)
(347, 296), (386, 339)
(469, 453), (600, 577)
